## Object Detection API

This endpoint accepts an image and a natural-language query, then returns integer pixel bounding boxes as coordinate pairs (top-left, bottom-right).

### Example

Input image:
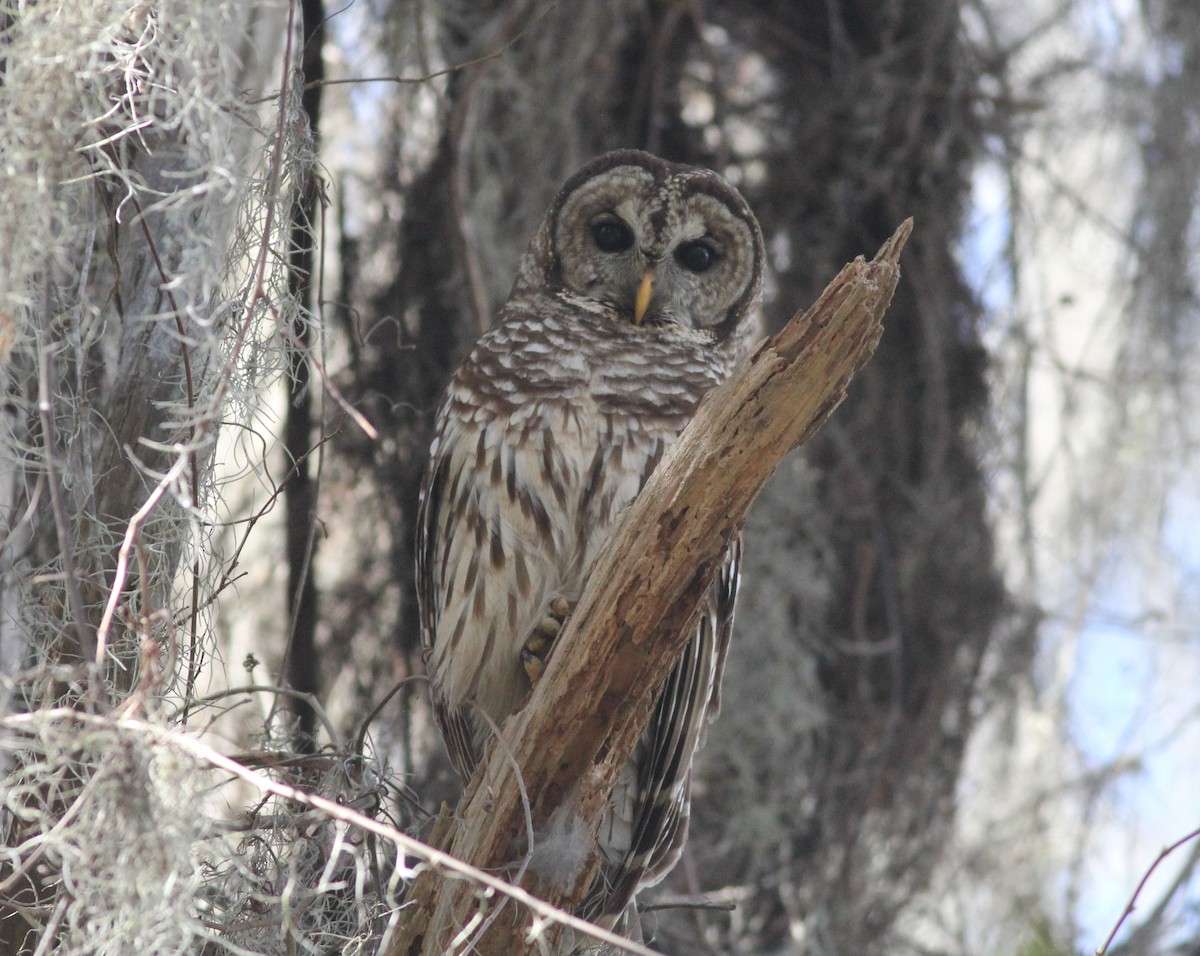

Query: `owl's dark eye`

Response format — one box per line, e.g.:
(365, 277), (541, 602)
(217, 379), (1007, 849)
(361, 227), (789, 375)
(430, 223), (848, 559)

(592, 219), (634, 253)
(675, 240), (717, 273)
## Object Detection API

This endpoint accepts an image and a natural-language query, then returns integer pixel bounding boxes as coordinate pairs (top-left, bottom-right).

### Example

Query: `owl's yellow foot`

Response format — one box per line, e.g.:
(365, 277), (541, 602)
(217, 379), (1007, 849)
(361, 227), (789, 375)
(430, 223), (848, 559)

(521, 597), (572, 686)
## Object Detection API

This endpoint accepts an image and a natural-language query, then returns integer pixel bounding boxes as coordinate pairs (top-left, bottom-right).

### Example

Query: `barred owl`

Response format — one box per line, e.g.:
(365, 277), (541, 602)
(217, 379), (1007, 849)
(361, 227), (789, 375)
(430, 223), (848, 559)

(417, 150), (764, 923)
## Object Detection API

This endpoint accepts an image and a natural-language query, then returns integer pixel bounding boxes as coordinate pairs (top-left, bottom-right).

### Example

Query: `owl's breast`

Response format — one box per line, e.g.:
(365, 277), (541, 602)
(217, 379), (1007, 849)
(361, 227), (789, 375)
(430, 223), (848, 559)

(425, 303), (734, 722)
(521, 319), (726, 579)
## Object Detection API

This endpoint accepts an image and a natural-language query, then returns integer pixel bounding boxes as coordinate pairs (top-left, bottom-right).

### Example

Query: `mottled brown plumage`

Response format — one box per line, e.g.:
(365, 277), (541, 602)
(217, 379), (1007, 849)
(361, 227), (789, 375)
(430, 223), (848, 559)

(416, 150), (764, 923)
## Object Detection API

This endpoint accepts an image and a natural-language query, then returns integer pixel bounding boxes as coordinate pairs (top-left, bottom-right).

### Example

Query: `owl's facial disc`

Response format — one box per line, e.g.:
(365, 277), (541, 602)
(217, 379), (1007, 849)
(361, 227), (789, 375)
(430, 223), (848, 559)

(552, 160), (760, 338)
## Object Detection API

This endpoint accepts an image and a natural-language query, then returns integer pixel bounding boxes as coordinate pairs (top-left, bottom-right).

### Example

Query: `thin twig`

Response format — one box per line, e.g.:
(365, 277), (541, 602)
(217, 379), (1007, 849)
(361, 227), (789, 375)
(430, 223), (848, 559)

(0, 710), (659, 956)
(123, 184), (205, 719)
(94, 454), (188, 661)
(248, 2), (559, 102)
(276, 320), (377, 437)
(639, 898), (737, 914)
(1096, 824), (1200, 955)
(182, 684), (342, 748)
(34, 278), (97, 671)
(350, 675), (425, 757)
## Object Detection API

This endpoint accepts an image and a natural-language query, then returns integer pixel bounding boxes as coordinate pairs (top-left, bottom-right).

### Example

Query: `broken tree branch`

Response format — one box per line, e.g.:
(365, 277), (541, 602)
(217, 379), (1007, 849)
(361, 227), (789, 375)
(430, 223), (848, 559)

(390, 219), (912, 954)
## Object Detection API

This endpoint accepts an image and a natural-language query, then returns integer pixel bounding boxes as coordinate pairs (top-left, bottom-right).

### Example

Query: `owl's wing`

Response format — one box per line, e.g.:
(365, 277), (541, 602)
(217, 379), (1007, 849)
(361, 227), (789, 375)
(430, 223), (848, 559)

(415, 417), (485, 780)
(592, 533), (742, 919)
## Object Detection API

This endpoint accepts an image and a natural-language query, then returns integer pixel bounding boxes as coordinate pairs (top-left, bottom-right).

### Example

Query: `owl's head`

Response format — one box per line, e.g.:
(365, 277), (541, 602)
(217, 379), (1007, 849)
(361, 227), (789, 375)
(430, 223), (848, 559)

(521, 150), (764, 347)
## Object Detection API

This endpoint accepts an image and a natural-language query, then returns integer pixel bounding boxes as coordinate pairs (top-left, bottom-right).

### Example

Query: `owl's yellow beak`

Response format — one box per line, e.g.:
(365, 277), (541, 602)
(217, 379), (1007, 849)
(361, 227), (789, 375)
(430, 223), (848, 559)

(633, 267), (655, 326)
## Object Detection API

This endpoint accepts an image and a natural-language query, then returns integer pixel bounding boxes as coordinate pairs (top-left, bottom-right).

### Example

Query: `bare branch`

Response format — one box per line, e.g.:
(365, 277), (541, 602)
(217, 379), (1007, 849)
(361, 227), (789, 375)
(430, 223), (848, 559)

(1096, 824), (1200, 956)
(391, 220), (911, 953)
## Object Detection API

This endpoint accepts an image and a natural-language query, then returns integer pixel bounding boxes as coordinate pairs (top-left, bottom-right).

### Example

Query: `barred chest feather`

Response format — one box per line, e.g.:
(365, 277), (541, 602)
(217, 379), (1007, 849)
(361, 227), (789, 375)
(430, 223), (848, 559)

(426, 303), (733, 728)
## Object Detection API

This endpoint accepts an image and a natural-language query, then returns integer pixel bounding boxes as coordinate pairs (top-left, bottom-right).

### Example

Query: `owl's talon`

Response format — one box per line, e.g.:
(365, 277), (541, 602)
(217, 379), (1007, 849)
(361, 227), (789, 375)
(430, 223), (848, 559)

(521, 637), (549, 685)
(521, 598), (572, 686)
